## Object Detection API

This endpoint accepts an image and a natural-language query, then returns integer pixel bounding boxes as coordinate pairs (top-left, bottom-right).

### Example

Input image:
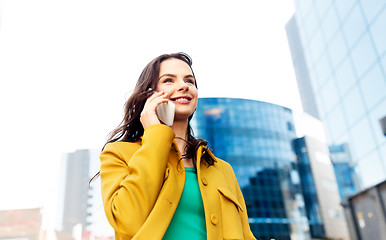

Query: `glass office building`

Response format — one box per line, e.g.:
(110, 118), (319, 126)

(293, 137), (325, 238)
(329, 143), (358, 199)
(286, 0), (386, 189)
(293, 137), (349, 239)
(191, 98), (310, 240)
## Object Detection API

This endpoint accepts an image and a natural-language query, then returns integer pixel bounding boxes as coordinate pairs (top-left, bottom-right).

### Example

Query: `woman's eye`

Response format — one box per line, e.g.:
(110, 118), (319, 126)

(163, 78), (173, 83)
(186, 79), (195, 84)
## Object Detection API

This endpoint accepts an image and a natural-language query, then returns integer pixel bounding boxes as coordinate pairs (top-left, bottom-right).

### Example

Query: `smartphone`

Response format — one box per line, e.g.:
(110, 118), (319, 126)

(156, 101), (175, 126)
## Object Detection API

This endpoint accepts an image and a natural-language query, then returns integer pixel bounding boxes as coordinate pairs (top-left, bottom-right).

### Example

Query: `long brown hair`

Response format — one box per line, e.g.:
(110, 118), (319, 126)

(90, 53), (213, 184)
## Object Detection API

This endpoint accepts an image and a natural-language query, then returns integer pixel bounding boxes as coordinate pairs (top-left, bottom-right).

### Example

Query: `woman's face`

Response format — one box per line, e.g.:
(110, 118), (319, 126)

(156, 58), (198, 121)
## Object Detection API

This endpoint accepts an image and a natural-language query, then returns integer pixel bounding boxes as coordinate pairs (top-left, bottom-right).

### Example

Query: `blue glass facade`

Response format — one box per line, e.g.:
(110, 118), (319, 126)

(287, 0), (386, 189)
(191, 98), (310, 240)
(329, 144), (358, 199)
(293, 137), (325, 238)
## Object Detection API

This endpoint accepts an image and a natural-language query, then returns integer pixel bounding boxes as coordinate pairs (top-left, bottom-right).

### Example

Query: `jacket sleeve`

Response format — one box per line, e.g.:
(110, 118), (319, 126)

(100, 124), (175, 238)
(229, 165), (257, 240)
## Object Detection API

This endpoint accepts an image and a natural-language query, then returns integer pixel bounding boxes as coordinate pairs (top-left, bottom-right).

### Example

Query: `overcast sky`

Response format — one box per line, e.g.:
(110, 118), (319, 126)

(0, 0), (300, 223)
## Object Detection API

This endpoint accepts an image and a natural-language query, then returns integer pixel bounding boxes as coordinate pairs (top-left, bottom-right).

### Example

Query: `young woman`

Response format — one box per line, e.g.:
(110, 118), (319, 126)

(99, 52), (256, 239)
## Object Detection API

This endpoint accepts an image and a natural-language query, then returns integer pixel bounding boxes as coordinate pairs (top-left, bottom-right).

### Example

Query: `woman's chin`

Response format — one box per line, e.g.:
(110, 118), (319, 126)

(174, 112), (193, 122)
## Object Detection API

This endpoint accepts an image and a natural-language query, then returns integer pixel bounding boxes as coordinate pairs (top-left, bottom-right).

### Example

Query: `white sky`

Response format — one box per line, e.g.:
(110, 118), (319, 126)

(0, 0), (300, 223)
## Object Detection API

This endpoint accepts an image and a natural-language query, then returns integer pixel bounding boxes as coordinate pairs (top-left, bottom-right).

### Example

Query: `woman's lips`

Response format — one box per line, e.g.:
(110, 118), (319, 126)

(170, 96), (192, 104)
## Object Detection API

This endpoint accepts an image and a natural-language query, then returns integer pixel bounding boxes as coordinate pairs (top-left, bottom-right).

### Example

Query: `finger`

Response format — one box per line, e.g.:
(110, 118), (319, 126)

(146, 91), (164, 102)
(142, 92), (168, 112)
(146, 93), (169, 110)
(142, 92), (162, 109)
(146, 92), (168, 105)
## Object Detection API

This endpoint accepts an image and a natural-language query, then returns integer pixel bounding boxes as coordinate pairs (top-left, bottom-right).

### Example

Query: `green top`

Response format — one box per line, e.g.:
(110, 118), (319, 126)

(163, 167), (207, 239)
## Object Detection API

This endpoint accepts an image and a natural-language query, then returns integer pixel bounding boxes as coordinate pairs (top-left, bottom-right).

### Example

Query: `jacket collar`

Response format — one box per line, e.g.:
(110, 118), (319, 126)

(140, 135), (217, 165)
(197, 145), (218, 165)
(171, 139), (217, 165)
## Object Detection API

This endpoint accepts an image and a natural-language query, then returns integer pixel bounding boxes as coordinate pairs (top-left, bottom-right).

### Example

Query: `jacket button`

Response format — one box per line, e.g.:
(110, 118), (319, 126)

(210, 214), (218, 225)
(201, 177), (208, 186)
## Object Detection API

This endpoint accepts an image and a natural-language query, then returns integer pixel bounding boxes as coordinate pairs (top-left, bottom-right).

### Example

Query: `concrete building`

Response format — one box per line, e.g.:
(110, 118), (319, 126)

(0, 208), (42, 240)
(57, 149), (113, 240)
(293, 112), (350, 239)
(57, 149), (91, 236)
(341, 180), (386, 240)
(294, 136), (349, 239)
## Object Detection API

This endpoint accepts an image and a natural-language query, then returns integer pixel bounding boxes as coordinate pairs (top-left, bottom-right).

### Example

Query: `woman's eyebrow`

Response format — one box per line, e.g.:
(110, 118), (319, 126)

(159, 73), (176, 79)
(159, 73), (195, 79)
(184, 74), (195, 79)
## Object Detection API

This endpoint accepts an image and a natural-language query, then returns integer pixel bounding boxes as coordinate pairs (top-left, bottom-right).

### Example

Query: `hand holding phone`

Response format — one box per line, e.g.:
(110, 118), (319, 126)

(156, 101), (175, 126)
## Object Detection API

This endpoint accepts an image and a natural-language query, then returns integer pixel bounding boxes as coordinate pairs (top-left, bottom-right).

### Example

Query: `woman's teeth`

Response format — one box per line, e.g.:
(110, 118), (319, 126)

(174, 98), (190, 102)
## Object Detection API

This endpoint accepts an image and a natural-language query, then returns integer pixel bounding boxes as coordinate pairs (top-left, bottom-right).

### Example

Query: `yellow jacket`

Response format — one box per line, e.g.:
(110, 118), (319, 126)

(100, 124), (256, 240)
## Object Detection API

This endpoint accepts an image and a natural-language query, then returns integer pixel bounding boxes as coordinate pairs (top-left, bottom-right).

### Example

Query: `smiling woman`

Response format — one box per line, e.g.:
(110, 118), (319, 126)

(155, 58), (198, 134)
(97, 52), (256, 240)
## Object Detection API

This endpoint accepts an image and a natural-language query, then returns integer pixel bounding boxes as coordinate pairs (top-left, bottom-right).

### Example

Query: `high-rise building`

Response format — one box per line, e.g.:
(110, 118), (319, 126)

(57, 149), (113, 239)
(293, 136), (349, 239)
(286, 0), (386, 189)
(57, 149), (91, 237)
(329, 143), (358, 199)
(192, 98), (310, 240)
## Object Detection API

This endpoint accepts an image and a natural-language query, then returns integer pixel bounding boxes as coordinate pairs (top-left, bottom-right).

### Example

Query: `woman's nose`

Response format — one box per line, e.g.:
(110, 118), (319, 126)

(177, 81), (189, 92)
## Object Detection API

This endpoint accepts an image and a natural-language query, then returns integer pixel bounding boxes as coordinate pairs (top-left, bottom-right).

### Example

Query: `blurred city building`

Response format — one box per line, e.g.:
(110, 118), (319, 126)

(342, 179), (386, 240)
(293, 136), (349, 239)
(0, 208), (42, 240)
(57, 149), (113, 240)
(293, 113), (350, 239)
(286, 0), (386, 191)
(192, 98), (350, 240)
(286, 1), (386, 239)
(329, 143), (358, 199)
(381, 115), (386, 136)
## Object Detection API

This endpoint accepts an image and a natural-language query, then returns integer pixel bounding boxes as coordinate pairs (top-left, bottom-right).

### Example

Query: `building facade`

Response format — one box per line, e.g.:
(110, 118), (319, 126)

(57, 149), (91, 236)
(293, 136), (349, 239)
(329, 143), (358, 199)
(192, 98), (310, 240)
(57, 149), (113, 240)
(286, 0), (386, 190)
(342, 180), (386, 240)
(0, 208), (42, 240)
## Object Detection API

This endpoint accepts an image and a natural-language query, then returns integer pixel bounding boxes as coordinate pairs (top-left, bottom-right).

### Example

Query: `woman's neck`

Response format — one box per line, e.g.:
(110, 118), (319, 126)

(171, 120), (188, 141)
(171, 120), (193, 167)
